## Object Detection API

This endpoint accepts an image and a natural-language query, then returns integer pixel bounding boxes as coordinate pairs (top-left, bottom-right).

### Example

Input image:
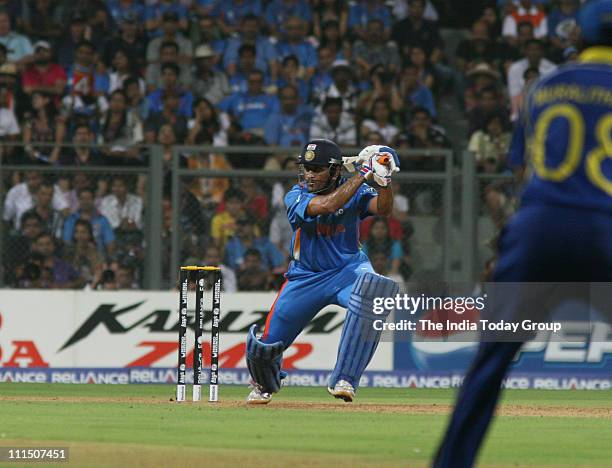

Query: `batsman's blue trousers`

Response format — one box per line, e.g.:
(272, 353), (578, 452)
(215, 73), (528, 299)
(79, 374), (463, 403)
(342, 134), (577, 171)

(262, 259), (373, 347)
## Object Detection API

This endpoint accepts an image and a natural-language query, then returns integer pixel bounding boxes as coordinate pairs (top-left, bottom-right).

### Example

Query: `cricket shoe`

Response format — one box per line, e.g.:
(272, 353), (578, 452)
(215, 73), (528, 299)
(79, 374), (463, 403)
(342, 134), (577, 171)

(327, 379), (355, 402)
(246, 383), (272, 405)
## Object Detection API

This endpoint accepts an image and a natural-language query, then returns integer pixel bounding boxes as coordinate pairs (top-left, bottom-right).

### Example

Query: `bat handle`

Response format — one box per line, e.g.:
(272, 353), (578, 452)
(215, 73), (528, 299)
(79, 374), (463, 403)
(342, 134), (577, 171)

(378, 154), (391, 165)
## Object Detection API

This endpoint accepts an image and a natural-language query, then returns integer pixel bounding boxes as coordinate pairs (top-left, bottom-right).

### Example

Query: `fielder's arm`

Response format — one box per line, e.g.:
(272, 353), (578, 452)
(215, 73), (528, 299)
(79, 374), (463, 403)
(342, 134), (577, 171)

(307, 173), (366, 216)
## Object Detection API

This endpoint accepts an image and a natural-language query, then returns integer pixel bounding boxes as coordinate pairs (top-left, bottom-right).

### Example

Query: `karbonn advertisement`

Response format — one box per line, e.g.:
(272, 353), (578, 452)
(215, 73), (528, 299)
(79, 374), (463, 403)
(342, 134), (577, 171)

(0, 291), (610, 389)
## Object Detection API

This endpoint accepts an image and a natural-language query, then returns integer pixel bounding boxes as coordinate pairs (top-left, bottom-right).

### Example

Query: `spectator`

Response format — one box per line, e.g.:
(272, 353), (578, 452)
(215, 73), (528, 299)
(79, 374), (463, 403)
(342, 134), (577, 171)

(391, 0), (442, 59)
(106, 0), (145, 26)
(157, 123), (178, 164)
(62, 41), (107, 117)
(22, 91), (65, 164)
(213, 0), (263, 36)
(124, 76), (147, 121)
(3, 211), (43, 283)
(464, 62), (503, 113)
(211, 188), (245, 250)
(353, 19), (401, 78)
(369, 247), (405, 285)
(548, 0), (578, 56)
(31, 232), (81, 288)
(222, 14), (278, 81)
(20, 0), (63, 42)
(192, 45), (230, 105)
(63, 219), (106, 287)
(189, 14), (226, 61)
(398, 63), (436, 119)
(467, 85), (506, 136)
(361, 216), (402, 277)
(264, 84), (312, 147)
(99, 176), (143, 230)
(108, 49), (145, 94)
(4, 172), (68, 230)
(225, 215), (285, 273)
(348, 0), (391, 40)
(409, 44), (436, 91)
(242, 177), (270, 222)
(276, 55), (310, 103)
(95, 268), (117, 290)
(361, 98), (399, 145)
(318, 19), (351, 60)
(146, 62), (194, 118)
(58, 124), (106, 166)
(455, 20), (498, 75)
(144, 0), (188, 37)
(358, 64), (403, 118)
(57, 12), (90, 69)
(227, 44), (266, 94)
(507, 39), (555, 120)
(0, 83), (19, 162)
(0, 10), (33, 65)
(187, 97), (229, 146)
(236, 249), (272, 291)
(63, 187), (116, 257)
(145, 41), (192, 92)
(146, 11), (193, 69)
(276, 17), (317, 80)
(313, 1), (349, 39)
(20, 181), (63, 238)
(309, 97), (357, 145)
(317, 60), (358, 115)
(468, 114), (512, 174)
(145, 89), (188, 143)
(202, 245), (238, 293)
(405, 106), (451, 171)
(310, 45), (335, 99)
(265, 0), (312, 36)
(102, 13), (147, 72)
(502, 0), (547, 43)
(116, 264), (137, 289)
(219, 69), (280, 138)
(98, 89), (144, 161)
(21, 41), (67, 100)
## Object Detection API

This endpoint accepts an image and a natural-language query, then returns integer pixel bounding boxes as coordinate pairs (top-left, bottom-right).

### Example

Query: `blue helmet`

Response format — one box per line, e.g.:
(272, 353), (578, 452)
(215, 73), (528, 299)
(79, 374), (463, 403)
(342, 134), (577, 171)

(579, 0), (612, 46)
(298, 139), (343, 167)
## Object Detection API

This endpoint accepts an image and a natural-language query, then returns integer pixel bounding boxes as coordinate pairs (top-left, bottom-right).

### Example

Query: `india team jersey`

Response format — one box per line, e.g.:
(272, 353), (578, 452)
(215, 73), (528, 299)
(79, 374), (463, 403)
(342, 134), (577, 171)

(284, 179), (377, 273)
(518, 47), (612, 212)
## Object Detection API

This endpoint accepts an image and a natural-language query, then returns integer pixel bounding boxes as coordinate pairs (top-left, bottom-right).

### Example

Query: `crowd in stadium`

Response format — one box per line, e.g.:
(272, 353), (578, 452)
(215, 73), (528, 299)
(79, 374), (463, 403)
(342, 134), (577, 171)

(0, 0), (583, 290)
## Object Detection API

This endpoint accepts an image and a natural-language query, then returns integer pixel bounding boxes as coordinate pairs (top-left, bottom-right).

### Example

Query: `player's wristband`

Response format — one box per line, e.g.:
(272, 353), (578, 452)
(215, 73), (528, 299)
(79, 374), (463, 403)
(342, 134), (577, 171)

(359, 165), (373, 180)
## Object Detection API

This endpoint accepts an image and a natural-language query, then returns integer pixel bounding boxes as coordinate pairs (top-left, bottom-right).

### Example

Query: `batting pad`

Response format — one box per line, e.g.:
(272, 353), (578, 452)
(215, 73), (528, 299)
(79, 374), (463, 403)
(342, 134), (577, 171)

(246, 325), (285, 393)
(329, 272), (399, 389)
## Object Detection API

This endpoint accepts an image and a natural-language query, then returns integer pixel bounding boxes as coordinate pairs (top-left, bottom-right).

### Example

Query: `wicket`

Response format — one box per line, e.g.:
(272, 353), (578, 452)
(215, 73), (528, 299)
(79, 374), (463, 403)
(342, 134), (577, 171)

(176, 266), (222, 403)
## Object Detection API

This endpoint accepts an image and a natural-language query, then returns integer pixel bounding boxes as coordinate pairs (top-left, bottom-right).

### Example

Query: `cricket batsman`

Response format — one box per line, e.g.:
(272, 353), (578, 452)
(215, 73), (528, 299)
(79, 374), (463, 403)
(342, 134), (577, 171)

(434, 1), (612, 466)
(244, 139), (400, 404)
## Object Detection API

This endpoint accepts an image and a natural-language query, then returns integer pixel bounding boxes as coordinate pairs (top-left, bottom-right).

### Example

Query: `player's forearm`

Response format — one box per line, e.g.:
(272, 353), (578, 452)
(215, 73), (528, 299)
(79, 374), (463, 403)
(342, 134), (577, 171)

(376, 185), (393, 216)
(307, 173), (364, 216)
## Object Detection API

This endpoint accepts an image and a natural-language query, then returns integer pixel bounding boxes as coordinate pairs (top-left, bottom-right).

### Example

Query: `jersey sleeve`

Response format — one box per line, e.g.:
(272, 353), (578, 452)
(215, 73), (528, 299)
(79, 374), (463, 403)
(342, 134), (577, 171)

(356, 184), (378, 220)
(285, 184), (316, 228)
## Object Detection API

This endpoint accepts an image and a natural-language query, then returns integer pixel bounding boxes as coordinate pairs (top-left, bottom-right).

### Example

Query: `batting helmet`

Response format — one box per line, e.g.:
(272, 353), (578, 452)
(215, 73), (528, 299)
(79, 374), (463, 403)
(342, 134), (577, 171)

(298, 139), (343, 167)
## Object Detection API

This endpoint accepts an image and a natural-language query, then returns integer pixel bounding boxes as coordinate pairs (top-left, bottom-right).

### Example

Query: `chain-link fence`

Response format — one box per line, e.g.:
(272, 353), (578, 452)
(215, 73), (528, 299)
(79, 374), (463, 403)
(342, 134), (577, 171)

(1, 144), (472, 290)
(461, 150), (518, 281)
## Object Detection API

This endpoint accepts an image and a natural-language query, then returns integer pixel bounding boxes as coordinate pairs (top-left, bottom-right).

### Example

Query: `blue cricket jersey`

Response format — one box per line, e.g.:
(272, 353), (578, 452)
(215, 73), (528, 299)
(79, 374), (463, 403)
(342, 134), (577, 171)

(284, 179), (377, 273)
(516, 47), (612, 213)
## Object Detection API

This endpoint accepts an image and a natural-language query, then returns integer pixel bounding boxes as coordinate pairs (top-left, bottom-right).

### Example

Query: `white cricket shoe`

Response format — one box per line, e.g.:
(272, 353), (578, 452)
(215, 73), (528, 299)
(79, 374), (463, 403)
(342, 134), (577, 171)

(327, 379), (355, 402)
(246, 384), (272, 405)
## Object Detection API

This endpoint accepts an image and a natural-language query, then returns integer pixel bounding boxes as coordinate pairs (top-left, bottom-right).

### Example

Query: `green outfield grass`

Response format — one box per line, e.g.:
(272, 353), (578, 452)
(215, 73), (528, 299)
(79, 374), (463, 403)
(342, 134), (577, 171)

(0, 384), (610, 467)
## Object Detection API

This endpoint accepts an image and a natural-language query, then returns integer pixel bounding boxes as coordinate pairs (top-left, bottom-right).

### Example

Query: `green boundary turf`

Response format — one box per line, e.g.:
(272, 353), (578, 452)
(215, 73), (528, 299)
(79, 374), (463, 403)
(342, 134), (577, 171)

(0, 384), (610, 467)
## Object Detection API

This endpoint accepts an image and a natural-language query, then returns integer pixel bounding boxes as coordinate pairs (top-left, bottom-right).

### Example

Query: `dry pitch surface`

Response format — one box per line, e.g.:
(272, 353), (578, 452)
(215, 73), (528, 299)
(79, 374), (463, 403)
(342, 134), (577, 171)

(0, 384), (610, 467)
